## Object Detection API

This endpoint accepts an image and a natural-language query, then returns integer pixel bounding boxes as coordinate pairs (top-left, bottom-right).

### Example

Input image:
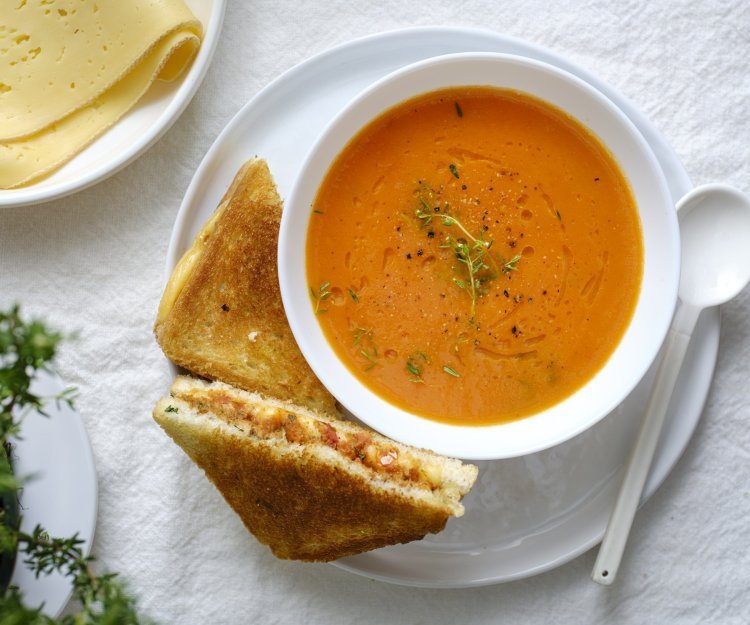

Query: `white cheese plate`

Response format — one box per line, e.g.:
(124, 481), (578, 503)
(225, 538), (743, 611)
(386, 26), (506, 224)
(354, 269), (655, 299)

(0, 0), (226, 209)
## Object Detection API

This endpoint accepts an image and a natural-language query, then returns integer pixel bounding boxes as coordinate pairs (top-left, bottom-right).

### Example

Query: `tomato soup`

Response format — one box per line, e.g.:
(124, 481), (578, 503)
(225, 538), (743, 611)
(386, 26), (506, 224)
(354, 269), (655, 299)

(306, 87), (643, 426)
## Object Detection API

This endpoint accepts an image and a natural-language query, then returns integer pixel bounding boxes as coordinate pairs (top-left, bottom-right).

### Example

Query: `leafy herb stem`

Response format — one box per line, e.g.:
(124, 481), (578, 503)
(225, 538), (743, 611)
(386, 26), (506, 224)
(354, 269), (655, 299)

(415, 205), (480, 247)
(360, 347), (379, 371)
(502, 254), (522, 274)
(352, 326), (373, 346)
(0, 305), (152, 624)
(443, 365), (461, 378)
(414, 199), (522, 321)
(405, 352), (429, 383)
(452, 238), (491, 321)
(310, 281), (332, 315)
(352, 327), (380, 372)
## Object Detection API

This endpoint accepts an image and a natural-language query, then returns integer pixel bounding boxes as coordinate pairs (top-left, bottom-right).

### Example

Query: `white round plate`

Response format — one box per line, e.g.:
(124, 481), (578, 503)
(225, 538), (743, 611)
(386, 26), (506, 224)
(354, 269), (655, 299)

(167, 27), (720, 587)
(0, 0), (226, 209)
(9, 370), (98, 614)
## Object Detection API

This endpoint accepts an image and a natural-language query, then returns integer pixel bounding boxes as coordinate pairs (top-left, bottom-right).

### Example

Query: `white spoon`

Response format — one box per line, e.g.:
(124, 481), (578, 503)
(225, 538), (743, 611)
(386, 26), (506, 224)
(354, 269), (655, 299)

(592, 183), (750, 585)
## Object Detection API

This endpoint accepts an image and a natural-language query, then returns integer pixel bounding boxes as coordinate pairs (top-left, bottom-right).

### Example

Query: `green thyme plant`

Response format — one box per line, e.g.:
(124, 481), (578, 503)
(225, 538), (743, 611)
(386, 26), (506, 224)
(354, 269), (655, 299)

(0, 305), (152, 624)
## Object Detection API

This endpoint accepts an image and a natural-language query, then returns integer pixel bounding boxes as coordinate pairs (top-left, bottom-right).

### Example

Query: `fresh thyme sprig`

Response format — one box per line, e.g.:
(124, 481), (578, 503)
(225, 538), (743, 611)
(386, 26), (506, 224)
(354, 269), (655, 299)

(310, 281), (332, 315)
(359, 347), (379, 372)
(414, 190), (522, 322)
(406, 359), (421, 378)
(502, 254), (522, 274)
(352, 326), (373, 346)
(449, 237), (494, 321)
(416, 203), (496, 321)
(0, 305), (153, 624)
(443, 365), (461, 378)
(352, 327), (380, 372)
(415, 203), (479, 246)
(9, 526), (145, 624)
(0, 306), (67, 442)
(405, 352), (429, 383)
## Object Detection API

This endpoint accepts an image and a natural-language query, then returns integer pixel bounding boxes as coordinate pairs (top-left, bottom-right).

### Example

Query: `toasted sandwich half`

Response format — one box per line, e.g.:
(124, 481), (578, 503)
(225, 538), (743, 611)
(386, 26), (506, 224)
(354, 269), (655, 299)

(154, 158), (337, 416)
(153, 376), (478, 562)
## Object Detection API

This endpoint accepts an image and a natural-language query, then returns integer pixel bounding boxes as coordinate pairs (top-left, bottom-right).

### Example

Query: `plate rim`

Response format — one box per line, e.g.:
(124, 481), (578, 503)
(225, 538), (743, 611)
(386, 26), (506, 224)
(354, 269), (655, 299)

(0, 0), (227, 209)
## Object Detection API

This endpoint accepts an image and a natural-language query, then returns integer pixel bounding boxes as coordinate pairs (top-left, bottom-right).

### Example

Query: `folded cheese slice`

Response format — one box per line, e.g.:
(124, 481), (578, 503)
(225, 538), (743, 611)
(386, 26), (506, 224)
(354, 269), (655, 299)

(0, 0), (202, 189)
(0, 28), (199, 189)
(0, 0), (201, 141)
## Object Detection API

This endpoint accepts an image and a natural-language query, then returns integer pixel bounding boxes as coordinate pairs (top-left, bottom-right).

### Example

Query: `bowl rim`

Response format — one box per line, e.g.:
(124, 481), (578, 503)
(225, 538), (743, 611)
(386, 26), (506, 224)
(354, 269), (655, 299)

(278, 51), (680, 460)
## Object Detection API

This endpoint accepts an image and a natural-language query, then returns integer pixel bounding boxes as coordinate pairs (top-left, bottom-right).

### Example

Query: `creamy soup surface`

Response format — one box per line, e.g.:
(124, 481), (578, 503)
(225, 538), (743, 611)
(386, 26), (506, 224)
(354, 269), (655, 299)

(306, 87), (643, 426)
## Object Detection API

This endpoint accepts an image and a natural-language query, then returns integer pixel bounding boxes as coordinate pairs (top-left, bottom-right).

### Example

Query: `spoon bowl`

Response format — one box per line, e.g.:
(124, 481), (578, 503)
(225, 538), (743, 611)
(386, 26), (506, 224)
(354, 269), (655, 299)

(679, 184), (750, 308)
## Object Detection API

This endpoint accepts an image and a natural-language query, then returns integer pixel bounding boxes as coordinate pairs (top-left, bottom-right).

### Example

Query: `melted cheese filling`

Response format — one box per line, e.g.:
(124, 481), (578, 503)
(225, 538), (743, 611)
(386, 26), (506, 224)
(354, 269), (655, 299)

(176, 388), (445, 491)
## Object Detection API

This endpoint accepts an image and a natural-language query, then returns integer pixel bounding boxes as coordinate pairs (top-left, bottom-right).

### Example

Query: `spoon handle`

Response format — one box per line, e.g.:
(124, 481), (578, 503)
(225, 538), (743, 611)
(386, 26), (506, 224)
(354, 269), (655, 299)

(592, 302), (700, 585)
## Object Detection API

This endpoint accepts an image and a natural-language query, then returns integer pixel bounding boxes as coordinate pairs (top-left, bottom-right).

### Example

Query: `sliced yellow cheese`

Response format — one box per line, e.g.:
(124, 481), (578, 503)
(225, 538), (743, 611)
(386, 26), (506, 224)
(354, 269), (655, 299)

(0, 0), (202, 141)
(0, 28), (199, 189)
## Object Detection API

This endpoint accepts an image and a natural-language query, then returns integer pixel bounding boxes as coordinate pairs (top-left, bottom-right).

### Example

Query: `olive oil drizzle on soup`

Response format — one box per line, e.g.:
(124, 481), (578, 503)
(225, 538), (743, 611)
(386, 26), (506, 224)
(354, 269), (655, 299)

(307, 87), (643, 426)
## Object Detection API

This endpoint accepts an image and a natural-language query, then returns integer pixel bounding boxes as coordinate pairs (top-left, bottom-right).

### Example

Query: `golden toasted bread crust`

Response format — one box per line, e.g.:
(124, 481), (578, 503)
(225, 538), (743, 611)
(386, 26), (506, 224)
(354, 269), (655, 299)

(154, 396), (461, 561)
(154, 159), (337, 416)
(153, 377), (477, 561)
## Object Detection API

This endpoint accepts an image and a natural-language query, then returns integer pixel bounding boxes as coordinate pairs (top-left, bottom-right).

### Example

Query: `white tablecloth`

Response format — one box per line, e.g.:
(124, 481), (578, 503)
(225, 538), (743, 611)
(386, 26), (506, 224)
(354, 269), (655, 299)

(1, 1), (749, 623)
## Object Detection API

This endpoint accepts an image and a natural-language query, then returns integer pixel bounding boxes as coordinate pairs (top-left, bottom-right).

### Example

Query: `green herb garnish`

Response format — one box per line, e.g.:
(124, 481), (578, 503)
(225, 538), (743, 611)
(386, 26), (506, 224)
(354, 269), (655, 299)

(414, 185), (521, 322)
(502, 254), (522, 274)
(360, 347), (379, 372)
(449, 163), (460, 179)
(352, 327), (380, 371)
(452, 238), (494, 321)
(415, 206), (479, 245)
(348, 288), (359, 303)
(454, 101), (463, 118)
(310, 281), (333, 314)
(415, 204), (496, 321)
(405, 352), (429, 383)
(443, 365), (460, 378)
(352, 326), (373, 346)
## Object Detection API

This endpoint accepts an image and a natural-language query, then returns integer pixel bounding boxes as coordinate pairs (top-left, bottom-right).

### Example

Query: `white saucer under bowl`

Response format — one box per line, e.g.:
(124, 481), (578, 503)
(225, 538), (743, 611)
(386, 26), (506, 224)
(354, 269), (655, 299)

(166, 27), (718, 587)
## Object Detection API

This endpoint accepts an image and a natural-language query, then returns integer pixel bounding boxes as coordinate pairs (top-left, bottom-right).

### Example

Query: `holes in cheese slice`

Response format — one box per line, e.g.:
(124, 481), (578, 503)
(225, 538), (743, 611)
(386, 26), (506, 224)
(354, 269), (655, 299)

(0, 0), (202, 141)
(0, 28), (200, 189)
